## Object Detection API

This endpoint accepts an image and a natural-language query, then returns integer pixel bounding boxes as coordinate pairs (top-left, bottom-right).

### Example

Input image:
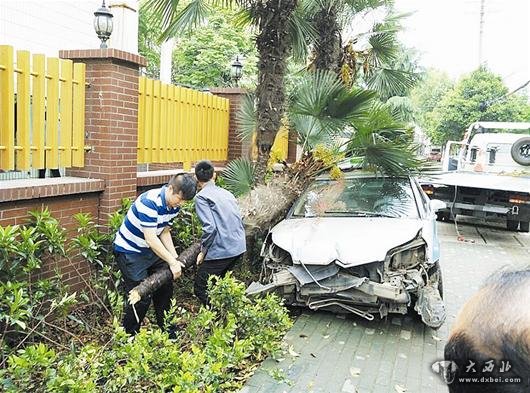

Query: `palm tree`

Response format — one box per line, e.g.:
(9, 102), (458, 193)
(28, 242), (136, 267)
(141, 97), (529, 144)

(309, 0), (385, 73)
(144, 0), (315, 183)
(226, 70), (419, 195)
(306, 0), (420, 100)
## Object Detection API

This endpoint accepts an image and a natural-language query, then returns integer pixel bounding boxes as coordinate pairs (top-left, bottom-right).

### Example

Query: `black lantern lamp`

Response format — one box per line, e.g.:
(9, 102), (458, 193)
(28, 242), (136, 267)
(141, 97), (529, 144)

(94, 0), (114, 49)
(231, 56), (243, 86)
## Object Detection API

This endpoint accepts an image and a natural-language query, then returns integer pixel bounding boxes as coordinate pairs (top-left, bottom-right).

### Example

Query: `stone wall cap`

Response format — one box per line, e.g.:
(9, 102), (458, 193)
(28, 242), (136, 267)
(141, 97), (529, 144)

(0, 177), (105, 203)
(59, 48), (147, 67)
(209, 87), (247, 95)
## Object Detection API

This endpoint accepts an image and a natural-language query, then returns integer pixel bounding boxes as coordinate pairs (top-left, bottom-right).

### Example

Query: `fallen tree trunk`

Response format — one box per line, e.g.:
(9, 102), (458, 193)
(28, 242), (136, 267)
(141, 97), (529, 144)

(128, 154), (326, 304)
(128, 243), (201, 304)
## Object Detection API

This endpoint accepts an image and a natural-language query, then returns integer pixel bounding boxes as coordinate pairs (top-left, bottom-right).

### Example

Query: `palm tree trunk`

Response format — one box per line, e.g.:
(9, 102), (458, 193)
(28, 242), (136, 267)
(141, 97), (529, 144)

(254, 0), (298, 183)
(313, 4), (342, 74)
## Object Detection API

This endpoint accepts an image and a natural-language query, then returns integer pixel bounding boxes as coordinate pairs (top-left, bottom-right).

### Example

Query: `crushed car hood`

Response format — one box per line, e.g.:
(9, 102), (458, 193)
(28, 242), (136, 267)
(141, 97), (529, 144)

(271, 217), (424, 267)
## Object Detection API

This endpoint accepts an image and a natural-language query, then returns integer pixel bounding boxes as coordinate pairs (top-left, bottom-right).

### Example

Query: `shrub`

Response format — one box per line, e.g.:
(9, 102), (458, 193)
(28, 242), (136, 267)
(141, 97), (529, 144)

(1, 275), (292, 392)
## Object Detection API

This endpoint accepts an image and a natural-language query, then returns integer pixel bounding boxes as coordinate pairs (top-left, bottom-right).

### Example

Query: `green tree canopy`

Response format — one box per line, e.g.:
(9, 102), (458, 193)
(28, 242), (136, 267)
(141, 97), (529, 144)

(138, 3), (258, 88)
(410, 69), (453, 142)
(422, 68), (530, 144)
(171, 8), (258, 88)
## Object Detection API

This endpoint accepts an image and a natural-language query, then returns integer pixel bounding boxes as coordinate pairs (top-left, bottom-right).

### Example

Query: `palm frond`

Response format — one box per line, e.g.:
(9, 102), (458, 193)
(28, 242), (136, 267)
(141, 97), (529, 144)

(289, 70), (345, 116)
(289, 4), (318, 63)
(345, 102), (420, 175)
(144, 0), (181, 33)
(162, 0), (212, 40)
(385, 96), (415, 123)
(344, 0), (388, 13)
(327, 88), (376, 121)
(236, 94), (257, 141)
(290, 114), (334, 150)
(361, 142), (421, 175)
(367, 31), (398, 67)
(221, 158), (256, 197)
(288, 70), (377, 150)
(232, 7), (256, 28)
(366, 68), (418, 100)
(351, 103), (409, 144)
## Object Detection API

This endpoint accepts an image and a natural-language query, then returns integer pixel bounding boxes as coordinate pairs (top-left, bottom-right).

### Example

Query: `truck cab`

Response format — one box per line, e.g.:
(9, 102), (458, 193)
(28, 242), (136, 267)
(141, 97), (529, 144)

(422, 122), (530, 232)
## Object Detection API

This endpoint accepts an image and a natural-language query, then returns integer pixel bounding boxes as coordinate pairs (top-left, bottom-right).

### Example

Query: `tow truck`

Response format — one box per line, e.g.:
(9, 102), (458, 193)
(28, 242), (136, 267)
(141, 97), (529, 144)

(420, 122), (530, 232)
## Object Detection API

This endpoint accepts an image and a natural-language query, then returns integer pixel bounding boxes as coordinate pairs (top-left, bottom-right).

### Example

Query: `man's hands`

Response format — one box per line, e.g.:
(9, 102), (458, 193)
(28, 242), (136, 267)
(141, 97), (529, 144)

(128, 289), (141, 305)
(168, 260), (184, 280)
(196, 252), (205, 266)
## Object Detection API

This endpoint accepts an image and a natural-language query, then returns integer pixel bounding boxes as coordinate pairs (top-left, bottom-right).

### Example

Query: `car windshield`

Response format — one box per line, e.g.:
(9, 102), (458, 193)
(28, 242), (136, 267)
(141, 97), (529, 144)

(291, 177), (419, 219)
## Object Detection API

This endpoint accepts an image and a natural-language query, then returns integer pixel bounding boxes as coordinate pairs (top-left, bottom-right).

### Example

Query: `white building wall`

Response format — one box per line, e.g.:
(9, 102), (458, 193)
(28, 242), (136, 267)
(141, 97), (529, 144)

(108, 1), (139, 54)
(0, 0), (138, 56)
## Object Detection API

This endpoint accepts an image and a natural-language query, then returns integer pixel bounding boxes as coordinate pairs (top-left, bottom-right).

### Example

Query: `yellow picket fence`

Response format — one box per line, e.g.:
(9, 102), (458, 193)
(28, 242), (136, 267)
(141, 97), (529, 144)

(138, 77), (230, 169)
(0, 45), (86, 171)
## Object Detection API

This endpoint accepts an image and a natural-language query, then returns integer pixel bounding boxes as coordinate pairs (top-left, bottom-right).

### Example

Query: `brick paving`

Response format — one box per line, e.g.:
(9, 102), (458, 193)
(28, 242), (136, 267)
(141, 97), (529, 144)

(241, 219), (530, 393)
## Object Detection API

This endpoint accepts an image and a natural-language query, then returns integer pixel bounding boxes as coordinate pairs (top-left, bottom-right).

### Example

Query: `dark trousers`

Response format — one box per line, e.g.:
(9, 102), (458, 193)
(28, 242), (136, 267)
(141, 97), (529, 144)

(115, 251), (173, 335)
(194, 254), (242, 305)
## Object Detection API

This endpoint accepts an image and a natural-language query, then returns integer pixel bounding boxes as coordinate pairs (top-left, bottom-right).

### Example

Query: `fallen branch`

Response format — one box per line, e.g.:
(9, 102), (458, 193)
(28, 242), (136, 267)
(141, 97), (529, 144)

(128, 243), (201, 305)
(128, 154), (325, 304)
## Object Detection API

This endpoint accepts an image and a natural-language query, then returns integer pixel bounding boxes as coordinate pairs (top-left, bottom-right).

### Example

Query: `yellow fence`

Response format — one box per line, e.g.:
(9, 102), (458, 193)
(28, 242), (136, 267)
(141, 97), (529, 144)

(0, 45), (86, 171)
(138, 77), (230, 168)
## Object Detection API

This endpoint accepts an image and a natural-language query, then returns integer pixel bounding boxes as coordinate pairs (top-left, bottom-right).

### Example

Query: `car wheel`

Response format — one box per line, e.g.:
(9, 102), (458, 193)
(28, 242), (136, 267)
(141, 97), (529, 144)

(520, 221), (530, 233)
(511, 136), (530, 166)
(507, 220), (519, 231)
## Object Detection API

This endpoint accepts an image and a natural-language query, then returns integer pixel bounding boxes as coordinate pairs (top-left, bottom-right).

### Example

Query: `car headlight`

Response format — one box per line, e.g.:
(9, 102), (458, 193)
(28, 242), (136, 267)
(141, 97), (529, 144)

(391, 245), (425, 269)
(386, 235), (427, 270)
(267, 243), (292, 265)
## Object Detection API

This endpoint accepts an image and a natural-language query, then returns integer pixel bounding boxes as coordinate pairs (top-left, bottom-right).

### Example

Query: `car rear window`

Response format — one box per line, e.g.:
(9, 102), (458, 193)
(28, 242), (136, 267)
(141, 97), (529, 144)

(292, 177), (419, 219)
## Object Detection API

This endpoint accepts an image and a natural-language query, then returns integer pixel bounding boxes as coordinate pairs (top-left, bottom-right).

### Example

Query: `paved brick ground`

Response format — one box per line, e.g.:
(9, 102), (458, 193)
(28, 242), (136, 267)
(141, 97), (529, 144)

(241, 219), (530, 393)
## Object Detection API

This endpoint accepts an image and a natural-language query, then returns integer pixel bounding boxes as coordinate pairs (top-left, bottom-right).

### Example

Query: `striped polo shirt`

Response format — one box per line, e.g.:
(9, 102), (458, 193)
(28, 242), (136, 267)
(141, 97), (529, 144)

(113, 186), (180, 254)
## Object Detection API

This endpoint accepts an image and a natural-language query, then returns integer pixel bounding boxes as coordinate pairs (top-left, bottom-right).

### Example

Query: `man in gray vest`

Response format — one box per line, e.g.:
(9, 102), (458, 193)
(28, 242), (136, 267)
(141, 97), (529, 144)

(194, 160), (246, 304)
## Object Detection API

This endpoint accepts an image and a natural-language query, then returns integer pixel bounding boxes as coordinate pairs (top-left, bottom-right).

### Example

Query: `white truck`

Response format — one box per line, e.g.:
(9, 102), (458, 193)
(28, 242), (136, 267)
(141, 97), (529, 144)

(420, 122), (530, 232)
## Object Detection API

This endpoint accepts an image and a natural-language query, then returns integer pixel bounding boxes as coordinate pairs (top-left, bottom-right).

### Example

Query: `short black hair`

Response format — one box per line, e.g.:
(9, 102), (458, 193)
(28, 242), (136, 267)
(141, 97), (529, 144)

(195, 160), (214, 182)
(168, 173), (196, 200)
(445, 332), (530, 393)
(445, 266), (530, 393)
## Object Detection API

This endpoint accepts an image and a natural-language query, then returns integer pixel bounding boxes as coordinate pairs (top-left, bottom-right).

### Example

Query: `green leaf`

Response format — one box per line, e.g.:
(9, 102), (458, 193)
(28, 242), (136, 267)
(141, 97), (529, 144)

(236, 94), (257, 141)
(220, 158), (256, 197)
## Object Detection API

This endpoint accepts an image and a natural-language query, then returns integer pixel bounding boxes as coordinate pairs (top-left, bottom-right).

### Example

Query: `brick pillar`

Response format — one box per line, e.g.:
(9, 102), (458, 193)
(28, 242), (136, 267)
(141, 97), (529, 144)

(210, 87), (252, 161)
(59, 49), (146, 226)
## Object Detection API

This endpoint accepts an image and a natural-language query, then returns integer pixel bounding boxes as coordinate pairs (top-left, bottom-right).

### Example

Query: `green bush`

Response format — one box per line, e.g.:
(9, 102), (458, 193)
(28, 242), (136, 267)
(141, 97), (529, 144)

(171, 201), (203, 252)
(1, 274), (292, 392)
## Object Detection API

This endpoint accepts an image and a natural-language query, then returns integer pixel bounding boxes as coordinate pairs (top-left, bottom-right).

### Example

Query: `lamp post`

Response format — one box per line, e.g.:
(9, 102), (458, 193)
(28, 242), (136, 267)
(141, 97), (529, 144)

(94, 0), (114, 49)
(230, 56), (243, 86)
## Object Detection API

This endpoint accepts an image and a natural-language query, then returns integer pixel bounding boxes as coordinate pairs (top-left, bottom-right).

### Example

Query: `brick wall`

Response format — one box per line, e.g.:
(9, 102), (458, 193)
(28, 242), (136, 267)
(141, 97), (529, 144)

(60, 49), (146, 227)
(0, 192), (101, 290)
(210, 88), (251, 161)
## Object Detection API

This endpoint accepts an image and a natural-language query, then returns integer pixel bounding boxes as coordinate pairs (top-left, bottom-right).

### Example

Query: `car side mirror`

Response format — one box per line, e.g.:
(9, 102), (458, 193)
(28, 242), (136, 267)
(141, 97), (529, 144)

(430, 199), (446, 212)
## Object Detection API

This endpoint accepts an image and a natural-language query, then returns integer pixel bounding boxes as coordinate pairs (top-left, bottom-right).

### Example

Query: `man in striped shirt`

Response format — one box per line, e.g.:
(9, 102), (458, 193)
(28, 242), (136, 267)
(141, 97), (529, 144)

(113, 173), (197, 335)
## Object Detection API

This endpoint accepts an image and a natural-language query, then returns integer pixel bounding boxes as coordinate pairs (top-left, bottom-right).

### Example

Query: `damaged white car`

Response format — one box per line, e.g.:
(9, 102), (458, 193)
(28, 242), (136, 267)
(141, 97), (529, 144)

(247, 171), (447, 328)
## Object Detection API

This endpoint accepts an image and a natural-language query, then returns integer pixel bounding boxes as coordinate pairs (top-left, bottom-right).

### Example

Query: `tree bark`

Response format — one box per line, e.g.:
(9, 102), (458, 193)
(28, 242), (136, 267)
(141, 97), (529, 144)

(313, 4), (342, 74)
(254, 0), (298, 183)
(128, 243), (201, 303)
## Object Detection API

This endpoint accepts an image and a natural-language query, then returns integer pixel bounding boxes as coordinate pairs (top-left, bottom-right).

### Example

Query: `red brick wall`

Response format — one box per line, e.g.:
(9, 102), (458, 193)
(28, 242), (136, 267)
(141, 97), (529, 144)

(0, 193), (100, 290)
(210, 88), (251, 161)
(60, 50), (145, 227)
